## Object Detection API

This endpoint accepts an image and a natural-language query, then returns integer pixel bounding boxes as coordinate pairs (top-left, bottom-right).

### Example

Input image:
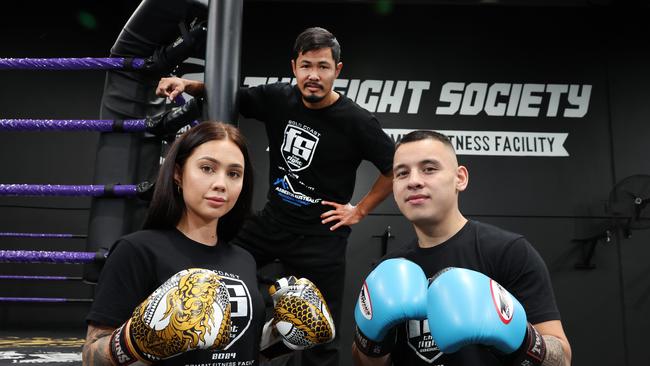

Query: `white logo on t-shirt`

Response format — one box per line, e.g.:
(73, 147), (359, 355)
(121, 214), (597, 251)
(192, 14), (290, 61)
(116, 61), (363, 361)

(406, 319), (444, 364)
(281, 124), (320, 171)
(220, 277), (252, 349)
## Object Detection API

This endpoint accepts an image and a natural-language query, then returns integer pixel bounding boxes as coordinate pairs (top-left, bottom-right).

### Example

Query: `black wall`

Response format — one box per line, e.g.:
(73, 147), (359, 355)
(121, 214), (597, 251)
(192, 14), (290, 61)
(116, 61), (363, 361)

(237, 4), (650, 366)
(1, 2), (649, 366)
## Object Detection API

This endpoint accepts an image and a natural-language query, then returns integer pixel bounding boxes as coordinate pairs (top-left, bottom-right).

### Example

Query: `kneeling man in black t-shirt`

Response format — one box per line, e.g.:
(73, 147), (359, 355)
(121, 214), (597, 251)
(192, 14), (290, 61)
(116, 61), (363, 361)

(352, 130), (572, 366)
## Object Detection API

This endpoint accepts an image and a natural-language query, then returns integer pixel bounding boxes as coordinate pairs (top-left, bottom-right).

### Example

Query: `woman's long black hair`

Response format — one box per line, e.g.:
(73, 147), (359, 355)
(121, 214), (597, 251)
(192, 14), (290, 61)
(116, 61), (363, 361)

(143, 121), (254, 242)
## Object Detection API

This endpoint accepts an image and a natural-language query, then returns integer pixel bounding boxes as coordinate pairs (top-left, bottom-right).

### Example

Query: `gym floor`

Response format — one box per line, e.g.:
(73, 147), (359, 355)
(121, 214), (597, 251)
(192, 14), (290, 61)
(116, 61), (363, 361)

(0, 330), (85, 365)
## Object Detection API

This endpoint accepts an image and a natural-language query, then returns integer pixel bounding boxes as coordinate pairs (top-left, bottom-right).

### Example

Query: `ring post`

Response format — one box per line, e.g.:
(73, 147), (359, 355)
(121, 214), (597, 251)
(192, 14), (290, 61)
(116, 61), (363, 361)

(204, 0), (243, 125)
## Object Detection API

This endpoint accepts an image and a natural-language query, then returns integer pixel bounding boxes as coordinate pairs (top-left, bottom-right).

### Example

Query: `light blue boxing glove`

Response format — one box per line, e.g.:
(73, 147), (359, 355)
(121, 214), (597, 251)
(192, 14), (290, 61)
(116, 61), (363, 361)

(427, 267), (547, 365)
(354, 258), (429, 357)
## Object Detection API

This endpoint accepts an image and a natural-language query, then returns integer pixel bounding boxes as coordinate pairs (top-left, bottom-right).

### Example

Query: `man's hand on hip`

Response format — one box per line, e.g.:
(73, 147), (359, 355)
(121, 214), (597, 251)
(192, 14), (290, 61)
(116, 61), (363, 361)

(321, 201), (365, 231)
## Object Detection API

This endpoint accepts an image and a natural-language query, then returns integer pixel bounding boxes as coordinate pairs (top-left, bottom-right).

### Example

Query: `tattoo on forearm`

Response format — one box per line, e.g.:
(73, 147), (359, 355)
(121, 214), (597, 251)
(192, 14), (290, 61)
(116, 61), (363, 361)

(82, 327), (114, 366)
(541, 335), (566, 366)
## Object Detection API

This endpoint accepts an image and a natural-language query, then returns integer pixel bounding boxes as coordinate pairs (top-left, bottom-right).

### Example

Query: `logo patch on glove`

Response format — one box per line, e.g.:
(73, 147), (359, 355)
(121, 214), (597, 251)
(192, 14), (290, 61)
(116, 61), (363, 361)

(358, 282), (373, 320)
(489, 279), (514, 324)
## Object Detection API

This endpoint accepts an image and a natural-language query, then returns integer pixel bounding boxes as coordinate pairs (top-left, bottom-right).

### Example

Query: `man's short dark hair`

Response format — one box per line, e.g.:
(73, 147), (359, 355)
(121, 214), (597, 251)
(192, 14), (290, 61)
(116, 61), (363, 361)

(396, 130), (454, 150)
(293, 27), (341, 63)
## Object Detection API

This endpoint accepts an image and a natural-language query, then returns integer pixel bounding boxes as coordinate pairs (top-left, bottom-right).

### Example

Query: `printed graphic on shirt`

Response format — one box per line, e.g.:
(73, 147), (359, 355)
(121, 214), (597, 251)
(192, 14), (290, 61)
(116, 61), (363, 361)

(218, 275), (253, 349)
(272, 175), (321, 207)
(405, 319), (444, 364)
(281, 121), (320, 172)
(180, 273), (257, 366)
(184, 352), (254, 366)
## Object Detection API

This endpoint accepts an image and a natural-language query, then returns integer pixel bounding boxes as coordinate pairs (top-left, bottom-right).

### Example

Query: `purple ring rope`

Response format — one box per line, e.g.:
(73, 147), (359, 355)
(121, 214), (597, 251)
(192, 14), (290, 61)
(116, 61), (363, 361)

(0, 275), (83, 281)
(0, 57), (145, 71)
(0, 250), (105, 264)
(0, 184), (138, 197)
(0, 232), (86, 239)
(0, 297), (92, 303)
(0, 119), (145, 132)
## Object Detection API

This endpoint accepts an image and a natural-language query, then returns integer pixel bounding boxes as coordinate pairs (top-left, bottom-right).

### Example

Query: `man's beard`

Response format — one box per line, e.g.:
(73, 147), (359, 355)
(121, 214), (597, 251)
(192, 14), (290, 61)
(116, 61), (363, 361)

(303, 93), (326, 104)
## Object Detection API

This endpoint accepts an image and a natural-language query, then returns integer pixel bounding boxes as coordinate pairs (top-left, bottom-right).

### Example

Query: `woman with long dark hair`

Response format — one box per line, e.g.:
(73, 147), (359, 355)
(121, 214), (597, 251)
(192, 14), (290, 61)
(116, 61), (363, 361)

(82, 122), (264, 365)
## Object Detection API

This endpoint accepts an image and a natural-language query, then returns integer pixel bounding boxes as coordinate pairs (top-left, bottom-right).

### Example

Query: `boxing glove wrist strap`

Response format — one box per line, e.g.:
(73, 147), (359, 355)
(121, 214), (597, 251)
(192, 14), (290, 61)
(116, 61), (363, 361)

(511, 323), (547, 366)
(109, 322), (139, 365)
(109, 320), (154, 366)
(354, 325), (396, 357)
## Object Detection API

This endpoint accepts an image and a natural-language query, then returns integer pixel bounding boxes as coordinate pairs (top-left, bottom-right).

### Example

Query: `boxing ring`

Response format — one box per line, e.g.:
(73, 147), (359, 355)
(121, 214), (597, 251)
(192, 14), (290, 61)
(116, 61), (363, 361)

(0, 0), (243, 364)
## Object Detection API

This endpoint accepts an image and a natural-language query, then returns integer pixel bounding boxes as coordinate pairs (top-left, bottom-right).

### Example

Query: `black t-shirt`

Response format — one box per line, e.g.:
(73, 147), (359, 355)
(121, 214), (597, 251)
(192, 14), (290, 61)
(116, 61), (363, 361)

(238, 83), (395, 237)
(86, 229), (266, 366)
(383, 220), (561, 366)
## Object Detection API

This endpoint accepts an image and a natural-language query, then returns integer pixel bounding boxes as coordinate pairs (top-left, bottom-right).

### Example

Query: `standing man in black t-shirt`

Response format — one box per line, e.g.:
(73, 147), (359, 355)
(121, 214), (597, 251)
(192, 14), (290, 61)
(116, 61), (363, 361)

(156, 27), (395, 366)
(352, 130), (572, 366)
